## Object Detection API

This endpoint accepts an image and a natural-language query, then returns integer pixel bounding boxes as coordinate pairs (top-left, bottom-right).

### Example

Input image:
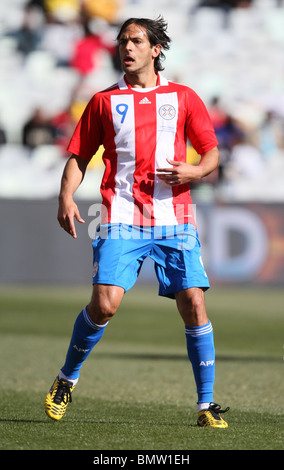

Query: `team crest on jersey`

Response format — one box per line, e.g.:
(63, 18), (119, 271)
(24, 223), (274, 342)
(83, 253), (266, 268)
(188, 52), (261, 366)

(159, 104), (176, 120)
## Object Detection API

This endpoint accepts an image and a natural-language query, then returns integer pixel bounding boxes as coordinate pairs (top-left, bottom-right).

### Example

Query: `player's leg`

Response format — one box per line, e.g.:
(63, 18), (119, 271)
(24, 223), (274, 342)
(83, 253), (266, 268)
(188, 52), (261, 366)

(153, 227), (229, 427)
(45, 229), (149, 420)
(60, 284), (124, 380)
(175, 287), (215, 405)
(176, 287), (229, 428)
(44, 284), (124, 421)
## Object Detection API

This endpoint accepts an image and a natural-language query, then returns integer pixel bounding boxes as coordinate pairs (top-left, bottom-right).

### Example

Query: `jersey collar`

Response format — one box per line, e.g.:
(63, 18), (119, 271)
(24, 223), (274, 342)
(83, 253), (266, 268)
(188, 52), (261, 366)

(118, 73), (168, 90)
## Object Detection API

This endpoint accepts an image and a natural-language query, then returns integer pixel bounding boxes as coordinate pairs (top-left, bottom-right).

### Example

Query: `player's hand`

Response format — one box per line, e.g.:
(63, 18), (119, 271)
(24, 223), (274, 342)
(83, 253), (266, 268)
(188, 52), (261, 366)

(156, 159), (201, 186)
(57, 197), (85, 239)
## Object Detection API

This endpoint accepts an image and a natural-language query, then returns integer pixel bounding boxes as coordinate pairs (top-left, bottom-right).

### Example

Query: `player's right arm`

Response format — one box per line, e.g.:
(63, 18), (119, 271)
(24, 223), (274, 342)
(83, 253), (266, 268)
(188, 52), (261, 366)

(57, 154), (88, 238)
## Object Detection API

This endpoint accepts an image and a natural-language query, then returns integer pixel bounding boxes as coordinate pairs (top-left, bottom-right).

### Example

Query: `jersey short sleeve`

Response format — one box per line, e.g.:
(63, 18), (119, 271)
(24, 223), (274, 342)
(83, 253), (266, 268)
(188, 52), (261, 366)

(67, 94), (103, 161)
(185, 89), (218, 155)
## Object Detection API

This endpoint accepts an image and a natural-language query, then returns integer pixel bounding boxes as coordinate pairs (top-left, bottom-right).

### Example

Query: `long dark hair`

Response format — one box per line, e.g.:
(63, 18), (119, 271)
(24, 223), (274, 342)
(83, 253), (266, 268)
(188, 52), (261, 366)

(116, 16), (171, 72)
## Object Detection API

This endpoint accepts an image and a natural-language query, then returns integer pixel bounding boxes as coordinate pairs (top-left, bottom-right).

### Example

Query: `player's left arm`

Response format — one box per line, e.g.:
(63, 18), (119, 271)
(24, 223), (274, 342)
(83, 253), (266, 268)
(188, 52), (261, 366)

(156, 146), (219, 186)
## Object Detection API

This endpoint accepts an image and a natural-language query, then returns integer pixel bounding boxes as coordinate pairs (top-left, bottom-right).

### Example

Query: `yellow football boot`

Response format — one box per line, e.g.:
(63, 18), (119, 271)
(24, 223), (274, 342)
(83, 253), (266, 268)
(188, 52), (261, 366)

(44, 376), (75, 421)
(197, 403), (230, 428)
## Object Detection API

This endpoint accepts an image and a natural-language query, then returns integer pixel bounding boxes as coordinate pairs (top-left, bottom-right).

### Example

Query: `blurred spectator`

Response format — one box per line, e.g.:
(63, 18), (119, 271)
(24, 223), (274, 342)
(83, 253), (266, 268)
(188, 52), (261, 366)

(192, 0), (253, 27)
(40, 16), (83, 66)
(23, 108), (56, 149)
(208, 98), (245, 182)
(39, 0), (83, 68)
(44, 0), (81, 23)
(70, 18), (116, 75)
(194, 0), (253, 8)
(215, 115), (245, 154)
(0, 124), (7, 146)
(52, 100), (83, 155)
(208, 97), (228, 131)
(8, 3), (45, 56)
(28, 0), (47, 13)
(83, 0), (121, 24)
(217, 115), (245, 182)
(258, 111), (283, 160)
(224, 134), (265, 181)
(52, 108), (73, 154)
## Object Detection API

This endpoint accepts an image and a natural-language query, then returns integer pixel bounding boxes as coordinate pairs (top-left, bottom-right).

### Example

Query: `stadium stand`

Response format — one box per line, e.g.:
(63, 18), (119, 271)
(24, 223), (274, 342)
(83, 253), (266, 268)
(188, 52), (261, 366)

(0, 0), (283, 201)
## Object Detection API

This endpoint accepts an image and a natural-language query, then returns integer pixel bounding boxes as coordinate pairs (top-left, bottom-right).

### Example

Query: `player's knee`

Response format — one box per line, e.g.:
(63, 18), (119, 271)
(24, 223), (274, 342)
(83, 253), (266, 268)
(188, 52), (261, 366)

(176, 288), (208, 326)
(189, 290), (204, 312)
(99, 298), (118, 319)
(87, 299), (117, 324)
(179, 288), (204, 311)
(190, 299), (208, 326)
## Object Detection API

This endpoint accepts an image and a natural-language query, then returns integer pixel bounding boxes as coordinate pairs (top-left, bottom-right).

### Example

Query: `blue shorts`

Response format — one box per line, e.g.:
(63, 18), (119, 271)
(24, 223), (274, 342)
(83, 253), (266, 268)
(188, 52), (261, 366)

(92, 224), (210, 299)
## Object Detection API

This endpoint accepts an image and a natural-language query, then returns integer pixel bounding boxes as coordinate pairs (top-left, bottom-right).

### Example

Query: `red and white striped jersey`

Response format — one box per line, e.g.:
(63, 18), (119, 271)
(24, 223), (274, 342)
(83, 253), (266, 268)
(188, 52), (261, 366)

(68, 74), (218, 227)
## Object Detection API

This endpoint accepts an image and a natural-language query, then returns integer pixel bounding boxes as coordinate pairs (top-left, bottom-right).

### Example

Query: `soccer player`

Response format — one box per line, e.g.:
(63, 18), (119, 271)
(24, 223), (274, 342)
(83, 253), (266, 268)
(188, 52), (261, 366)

(44, 16), (229, 428)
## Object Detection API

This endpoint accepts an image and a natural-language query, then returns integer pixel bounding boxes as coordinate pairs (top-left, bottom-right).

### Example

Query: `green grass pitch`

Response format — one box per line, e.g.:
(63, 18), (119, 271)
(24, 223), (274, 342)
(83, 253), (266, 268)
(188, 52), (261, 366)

(0, 284), (283, 451)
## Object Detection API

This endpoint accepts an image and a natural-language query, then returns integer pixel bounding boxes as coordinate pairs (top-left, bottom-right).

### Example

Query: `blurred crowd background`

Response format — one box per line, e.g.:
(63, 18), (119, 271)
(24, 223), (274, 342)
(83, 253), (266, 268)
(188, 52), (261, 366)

(0, 0), (284, 202)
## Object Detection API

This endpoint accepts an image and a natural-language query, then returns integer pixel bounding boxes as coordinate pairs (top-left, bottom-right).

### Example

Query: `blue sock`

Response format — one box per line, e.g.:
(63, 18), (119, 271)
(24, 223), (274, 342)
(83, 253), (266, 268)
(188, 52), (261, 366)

(61, 307), (107, 380)
(185, 321), (215, 404)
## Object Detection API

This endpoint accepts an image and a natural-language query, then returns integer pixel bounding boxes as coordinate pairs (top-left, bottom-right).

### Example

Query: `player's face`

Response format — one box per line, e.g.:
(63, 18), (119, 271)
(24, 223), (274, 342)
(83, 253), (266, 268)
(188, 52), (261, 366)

(118, 23), (161, 75)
